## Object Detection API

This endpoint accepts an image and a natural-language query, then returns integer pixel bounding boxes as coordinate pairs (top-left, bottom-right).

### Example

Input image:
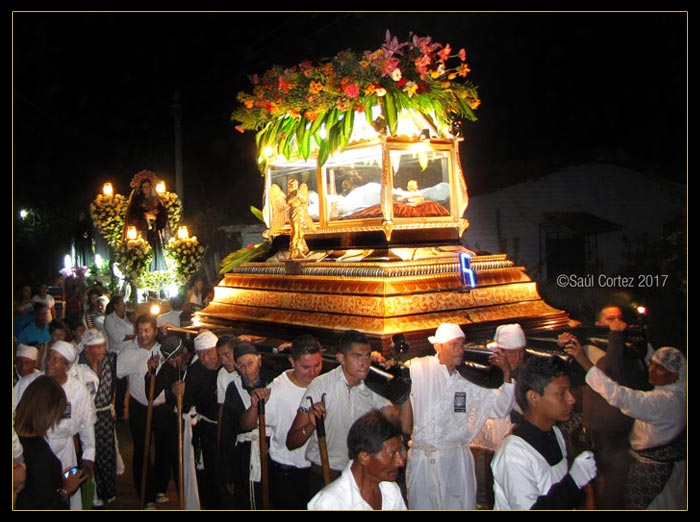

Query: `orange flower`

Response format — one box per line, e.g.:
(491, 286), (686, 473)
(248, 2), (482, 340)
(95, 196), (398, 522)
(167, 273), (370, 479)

(308, 80), (324, 94)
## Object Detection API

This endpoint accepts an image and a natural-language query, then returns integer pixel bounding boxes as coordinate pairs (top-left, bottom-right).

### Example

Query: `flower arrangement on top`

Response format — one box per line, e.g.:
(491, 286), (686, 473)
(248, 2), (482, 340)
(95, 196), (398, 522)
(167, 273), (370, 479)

(231, 30), (480, 171)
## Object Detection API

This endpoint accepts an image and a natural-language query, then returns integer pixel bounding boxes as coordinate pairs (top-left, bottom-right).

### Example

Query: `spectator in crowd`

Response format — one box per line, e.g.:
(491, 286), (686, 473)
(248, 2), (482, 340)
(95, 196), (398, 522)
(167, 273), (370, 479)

(15, 376), (87, 509)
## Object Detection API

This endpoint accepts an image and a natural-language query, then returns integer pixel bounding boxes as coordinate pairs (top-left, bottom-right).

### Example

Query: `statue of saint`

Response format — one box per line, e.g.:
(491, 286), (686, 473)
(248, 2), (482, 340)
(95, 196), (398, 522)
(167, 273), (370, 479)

(124, 170), (168, 271)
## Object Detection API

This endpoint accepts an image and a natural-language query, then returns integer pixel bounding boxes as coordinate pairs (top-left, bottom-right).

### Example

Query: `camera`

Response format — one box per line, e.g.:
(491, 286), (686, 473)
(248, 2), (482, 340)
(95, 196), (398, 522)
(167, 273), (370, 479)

(391, 334), (410, 354)
(63, 467), (79, 479)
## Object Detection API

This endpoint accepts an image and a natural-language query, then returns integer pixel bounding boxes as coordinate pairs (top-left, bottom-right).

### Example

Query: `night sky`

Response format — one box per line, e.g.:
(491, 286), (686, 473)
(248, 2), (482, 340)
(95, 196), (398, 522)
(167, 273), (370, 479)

(12, 11), (686, 281)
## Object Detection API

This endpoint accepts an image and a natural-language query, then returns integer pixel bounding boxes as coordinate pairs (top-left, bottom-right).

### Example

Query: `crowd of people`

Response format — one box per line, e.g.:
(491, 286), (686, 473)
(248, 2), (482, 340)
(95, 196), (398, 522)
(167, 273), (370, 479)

(13, 283), (686, 511)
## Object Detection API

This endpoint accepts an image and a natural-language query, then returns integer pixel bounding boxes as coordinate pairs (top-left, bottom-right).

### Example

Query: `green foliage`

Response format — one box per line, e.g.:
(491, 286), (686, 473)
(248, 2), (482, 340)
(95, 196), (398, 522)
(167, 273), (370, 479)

(219, 241), (271, 275)
(231, 31), (480, 171)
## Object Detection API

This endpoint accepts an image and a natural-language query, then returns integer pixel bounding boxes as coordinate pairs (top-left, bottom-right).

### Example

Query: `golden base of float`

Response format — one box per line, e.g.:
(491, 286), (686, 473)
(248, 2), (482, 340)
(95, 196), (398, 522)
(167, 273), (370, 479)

(197, 245), (568, 354)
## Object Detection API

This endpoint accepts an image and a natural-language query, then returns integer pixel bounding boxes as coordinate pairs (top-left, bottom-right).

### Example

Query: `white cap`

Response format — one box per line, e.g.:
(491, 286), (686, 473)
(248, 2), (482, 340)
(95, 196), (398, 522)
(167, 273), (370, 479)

(428, 323), (465, 344)
(16, 344), (39, 361)
(494, 324), (526, 350)
(49, 340), (77, 364)
(194, 330), (219, 352)
(82, 328), (106, 346)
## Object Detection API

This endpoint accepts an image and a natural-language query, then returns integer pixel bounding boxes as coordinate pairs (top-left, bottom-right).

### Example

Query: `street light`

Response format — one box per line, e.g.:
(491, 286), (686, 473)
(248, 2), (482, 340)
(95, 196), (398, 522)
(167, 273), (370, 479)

(19, 209), (28, 220)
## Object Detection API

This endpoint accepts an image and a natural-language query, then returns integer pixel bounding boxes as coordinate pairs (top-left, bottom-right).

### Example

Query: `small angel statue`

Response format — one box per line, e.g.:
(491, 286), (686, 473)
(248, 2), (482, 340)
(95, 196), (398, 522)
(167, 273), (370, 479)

(268, 178), (315, 258)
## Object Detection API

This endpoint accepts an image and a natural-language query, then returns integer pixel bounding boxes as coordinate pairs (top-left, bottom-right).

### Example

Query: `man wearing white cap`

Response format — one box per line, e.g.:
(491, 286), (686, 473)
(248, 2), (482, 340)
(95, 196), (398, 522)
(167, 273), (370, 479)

(170, 330), (222, 508)
(15, 344), (40, 382)
(471, 324), (528, 508)
(566, 342), (686, 509)
(75, 329), (119, 507)
(14, 340), (96, 510)
(402, 322), (514, 509)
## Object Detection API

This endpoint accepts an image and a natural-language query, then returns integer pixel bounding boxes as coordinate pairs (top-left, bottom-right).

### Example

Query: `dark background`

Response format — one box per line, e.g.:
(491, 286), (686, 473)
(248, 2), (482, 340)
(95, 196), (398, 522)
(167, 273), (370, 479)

(13, 11), (686, 284)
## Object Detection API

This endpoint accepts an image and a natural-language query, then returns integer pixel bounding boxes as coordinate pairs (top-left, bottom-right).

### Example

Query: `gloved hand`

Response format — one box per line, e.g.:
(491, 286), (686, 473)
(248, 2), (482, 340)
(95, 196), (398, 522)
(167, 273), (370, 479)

(569, 450), (597, 488)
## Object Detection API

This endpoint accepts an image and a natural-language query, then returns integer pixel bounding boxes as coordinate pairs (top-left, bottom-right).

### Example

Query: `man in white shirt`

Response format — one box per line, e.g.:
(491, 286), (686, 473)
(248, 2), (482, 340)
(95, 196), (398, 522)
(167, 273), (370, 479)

(491, 356), (596, 509)
(103, 295), (135, 422)
(566, 342), (686, 509)
(116, 314), (169, 507)
(308, 409), (406, 510)
(15, 344), (40, 382)
(471, 323), (528, 508)
(156, 295), (184, 331)
(403, 322), (514, 510)
(287, 330), (394, 496)
(245, 334), (323, 509)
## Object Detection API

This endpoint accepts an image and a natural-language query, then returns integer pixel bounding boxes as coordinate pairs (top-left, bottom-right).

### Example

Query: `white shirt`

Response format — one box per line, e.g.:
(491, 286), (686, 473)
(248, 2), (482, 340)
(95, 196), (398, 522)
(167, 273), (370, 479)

(491, 426), (569, 510)
(586, 366), (686, 450)
(216, 367), (239, 404)
(32, 294), (55, 310)
(405, 355), (514, 510)
(266, 371), (312, 468)
(116, 342), (165, 406)
(308, 460), (407, 510)
(103, 312), (134, 354)
(302, 365), (390, 470)
(156, 309), (182, 328)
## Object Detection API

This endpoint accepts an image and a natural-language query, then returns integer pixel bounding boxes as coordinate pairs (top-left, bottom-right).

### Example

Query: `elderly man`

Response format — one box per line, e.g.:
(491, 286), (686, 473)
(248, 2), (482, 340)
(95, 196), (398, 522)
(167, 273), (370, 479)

(171, 330), (222, 508)
(308, 409), (406, 510)
(491, 356), (596, 509)
(402, 323), (514, 509)
(14, 340), (96, 509)
(75, 329), (118, 508)
(15, 344), (40, 382)
(220, 342), (277, 509)
(566, 343), (686, 509)
(471, 323), (528, 508)
(287, 330), (395, 497)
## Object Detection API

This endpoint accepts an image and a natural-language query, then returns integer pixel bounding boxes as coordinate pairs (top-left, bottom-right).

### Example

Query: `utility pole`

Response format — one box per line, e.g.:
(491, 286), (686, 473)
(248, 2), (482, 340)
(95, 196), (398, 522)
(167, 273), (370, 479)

(172, 90), (184, 205)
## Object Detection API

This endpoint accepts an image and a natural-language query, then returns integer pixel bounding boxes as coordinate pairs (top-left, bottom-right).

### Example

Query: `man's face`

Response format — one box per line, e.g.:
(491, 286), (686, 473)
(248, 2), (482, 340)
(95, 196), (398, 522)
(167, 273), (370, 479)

(435, 337), (465, 369)
(217, 344), (236, 372)
(85, 342), (107, 364)
(236, 354), (261, 385)
(51, 328), (67, 342)
(362, 436), (406, 483)
(648, 360), (678, 387)
(290, 352), (323, 387)
(504, 348), (526, 369)
(136, 322), (157, 349)
(198, 346), (221, 371)
(531, 375), (576, 423)
(45, 350), (70, 379)
(15, 357), (37, 377)
(596, 306), (623, 326)
(338, 343), (372, 383)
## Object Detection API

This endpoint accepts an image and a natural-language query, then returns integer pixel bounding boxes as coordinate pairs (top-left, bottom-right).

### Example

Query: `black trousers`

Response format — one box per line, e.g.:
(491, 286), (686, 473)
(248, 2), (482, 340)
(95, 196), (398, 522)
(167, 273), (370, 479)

(194, 422), (222, 509)
(129, 400), (178, 503)
(270, 460), (310, 510)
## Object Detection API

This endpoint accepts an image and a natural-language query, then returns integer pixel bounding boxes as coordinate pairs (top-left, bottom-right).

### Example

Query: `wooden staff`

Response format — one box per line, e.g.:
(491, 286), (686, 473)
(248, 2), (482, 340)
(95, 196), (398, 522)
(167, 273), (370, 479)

(584, 484), (596, 510)
(308, 394), (331, 485)
(140, 360), (157, 509)
(176, 384), (185, 510)
(258, 398), (270, 509)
